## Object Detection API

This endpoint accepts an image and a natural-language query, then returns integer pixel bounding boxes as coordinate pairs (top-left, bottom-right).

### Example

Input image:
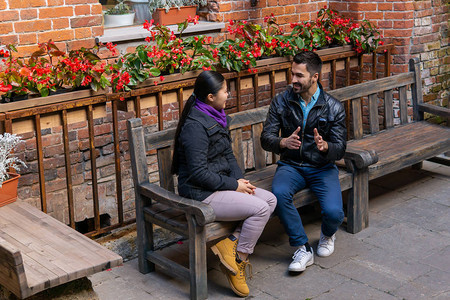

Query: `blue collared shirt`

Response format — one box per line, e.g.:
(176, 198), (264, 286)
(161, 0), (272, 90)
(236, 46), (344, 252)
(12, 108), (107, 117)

(299, 86), (321, 129)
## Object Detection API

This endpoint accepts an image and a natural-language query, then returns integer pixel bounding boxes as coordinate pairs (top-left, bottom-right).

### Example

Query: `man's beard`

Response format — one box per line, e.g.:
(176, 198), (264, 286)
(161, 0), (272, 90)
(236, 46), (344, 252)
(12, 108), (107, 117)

(292, 78), (313, 94)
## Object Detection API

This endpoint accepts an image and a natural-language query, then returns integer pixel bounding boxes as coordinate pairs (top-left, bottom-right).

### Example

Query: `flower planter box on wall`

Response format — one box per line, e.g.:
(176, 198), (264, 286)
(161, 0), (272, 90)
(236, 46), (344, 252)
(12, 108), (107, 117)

(0, 88), (107, 113)
(0, 173), (20, 207)
(152, 6), (197, 26)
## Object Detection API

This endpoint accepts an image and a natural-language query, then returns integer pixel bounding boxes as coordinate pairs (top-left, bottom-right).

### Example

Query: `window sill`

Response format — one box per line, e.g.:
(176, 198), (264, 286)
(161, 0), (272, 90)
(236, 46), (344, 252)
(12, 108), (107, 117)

(96, 21), (225, 43)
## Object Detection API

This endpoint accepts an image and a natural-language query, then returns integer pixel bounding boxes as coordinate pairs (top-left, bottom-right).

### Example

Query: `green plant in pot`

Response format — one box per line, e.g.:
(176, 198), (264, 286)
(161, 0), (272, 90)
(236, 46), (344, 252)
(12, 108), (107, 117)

(148, 0), (207, 25)
(104, 0), (136, 27)
(0, 133), (26, 207)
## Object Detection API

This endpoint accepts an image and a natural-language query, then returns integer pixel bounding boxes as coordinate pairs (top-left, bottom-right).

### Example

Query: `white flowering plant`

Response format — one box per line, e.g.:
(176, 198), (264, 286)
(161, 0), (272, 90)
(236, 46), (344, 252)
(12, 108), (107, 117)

(147, 0), (207, 14)
(0, 133), (26, 187)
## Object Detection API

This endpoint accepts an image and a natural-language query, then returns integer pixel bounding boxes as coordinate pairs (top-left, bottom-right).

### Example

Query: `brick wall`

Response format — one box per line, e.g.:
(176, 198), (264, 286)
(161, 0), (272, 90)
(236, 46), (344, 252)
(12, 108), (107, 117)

(0, 0), (103, 57)
(328, 0), (448, 105)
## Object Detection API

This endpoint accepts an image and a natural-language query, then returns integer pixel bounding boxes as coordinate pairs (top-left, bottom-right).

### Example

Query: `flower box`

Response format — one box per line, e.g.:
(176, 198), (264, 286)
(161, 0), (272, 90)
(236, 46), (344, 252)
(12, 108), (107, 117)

(152, 6), (197, 26)
(0, 173), (20, 207)
(0, 88), (107, 113)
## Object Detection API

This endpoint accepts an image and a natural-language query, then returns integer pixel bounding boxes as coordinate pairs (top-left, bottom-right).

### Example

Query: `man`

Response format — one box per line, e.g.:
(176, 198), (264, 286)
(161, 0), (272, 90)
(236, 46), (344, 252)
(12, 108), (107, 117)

(261, 51), (346, 272)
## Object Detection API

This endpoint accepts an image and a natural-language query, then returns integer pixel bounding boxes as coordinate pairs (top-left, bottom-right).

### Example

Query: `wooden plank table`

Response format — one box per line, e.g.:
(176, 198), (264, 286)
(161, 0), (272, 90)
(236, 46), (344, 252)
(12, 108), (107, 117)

(0, 201), (123, 299)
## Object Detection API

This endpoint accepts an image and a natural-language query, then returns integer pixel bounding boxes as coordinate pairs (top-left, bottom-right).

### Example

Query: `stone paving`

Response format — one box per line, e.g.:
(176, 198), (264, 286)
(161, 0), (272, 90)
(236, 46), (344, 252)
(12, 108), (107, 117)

(89, 161), (450, 300)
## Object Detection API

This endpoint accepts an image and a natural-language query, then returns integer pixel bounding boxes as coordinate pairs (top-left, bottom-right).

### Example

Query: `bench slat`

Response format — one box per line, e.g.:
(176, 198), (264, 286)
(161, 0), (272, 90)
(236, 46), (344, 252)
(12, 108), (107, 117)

(384, 90), (394, 129)
(399, 86), (408, 124)
(231, 128), (245, 171)
(252, 123), (266, 170)
(368, 93), (379, 134)
(327, 72), (414, 101)
(351, 98), (363, 139)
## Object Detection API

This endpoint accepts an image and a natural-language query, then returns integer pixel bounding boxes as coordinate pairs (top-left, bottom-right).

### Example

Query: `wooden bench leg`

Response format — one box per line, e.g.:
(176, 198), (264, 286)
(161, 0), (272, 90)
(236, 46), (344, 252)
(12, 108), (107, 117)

(188, 217), (208, 300)
(136, 194), (155, 274)
(412, 162), (423, 170)
(347, 167), (369, 234)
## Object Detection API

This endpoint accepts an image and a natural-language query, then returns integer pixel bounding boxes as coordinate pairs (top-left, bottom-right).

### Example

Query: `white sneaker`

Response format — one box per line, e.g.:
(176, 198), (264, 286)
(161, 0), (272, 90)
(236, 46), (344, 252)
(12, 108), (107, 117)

(288, 245), (314, 272)
(317, 232), (336, 257)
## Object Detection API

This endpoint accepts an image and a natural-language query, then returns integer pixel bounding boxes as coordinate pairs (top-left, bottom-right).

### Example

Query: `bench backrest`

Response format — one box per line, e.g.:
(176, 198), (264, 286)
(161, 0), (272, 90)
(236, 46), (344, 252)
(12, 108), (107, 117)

(128, 58), (422, 190)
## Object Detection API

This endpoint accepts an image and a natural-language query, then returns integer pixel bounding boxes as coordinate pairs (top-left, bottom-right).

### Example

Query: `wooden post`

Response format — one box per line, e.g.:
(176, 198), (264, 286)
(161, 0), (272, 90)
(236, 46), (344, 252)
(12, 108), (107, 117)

(409, 58), (424, 121)
(127, 118), (154, 274)
(188, 216), (208, 300)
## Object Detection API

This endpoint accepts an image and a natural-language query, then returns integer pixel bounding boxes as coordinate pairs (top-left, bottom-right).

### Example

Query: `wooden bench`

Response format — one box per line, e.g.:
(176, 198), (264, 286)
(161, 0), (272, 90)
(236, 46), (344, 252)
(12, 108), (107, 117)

(328, 58), (450, 230)
(0, 201), (123, 299)
(127, 57), (449, 300)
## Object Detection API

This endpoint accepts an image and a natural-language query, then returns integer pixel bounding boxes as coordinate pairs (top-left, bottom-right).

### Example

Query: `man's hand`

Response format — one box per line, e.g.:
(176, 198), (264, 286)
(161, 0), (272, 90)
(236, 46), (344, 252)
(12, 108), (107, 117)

(313, 128), (328, 152)
(280, 127), (302, 149)
(236, 178), (256, 194)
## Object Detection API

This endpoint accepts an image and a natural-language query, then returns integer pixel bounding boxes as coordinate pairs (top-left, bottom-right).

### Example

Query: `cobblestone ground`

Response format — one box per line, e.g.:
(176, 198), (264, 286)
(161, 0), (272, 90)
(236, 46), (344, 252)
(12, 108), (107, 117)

(89, 161), (450, 300)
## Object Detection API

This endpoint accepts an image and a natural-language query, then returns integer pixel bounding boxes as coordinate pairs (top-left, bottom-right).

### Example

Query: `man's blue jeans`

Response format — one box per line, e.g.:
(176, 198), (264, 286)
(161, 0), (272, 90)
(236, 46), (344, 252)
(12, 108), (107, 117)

(272, 161), (344, 247)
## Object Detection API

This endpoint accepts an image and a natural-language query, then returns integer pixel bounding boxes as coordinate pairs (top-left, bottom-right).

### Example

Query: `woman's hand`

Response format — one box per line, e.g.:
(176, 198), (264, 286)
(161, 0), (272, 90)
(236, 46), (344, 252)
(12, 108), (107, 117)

(236, 178), (256, 195)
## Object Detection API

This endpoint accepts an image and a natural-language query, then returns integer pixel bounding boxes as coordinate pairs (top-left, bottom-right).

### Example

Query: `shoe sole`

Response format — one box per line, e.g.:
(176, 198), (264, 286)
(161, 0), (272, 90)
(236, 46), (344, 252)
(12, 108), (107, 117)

(211, 245), (238, 275)
(316, 249), (334, 257)
(288, 256), (314, 272)
(220, 265), (249, 297)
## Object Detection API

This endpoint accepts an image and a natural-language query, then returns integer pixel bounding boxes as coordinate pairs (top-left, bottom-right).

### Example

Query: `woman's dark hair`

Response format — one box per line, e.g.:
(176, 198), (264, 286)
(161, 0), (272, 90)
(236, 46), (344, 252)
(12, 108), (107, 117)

(171, 71), (225, 174)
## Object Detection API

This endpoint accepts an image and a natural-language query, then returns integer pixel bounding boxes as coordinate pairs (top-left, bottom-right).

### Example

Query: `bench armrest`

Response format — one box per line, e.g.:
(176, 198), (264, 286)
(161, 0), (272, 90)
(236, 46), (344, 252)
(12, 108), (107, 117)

(418, 103), (450, 119)
(344, 148), (378, 170)
(138, 182), (216, 226)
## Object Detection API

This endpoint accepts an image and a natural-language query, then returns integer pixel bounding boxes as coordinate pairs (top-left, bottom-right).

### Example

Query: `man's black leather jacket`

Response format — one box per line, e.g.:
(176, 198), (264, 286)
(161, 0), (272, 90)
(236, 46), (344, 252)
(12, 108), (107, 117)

(261, 83), (347, 168)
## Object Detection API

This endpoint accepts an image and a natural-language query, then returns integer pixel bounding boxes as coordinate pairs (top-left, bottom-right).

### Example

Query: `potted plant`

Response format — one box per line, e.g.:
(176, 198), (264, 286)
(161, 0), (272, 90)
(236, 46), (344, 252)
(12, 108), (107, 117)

(0, 133), (26, 207)
(104, 0), (136, 27)
(148, 0), (207, 25)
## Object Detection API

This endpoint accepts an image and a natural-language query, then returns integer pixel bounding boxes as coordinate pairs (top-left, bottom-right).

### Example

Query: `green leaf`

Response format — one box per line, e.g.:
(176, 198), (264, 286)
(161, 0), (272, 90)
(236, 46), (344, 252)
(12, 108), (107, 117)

(138, 50), (148, 63)
(40, 87), (49, 97)
(149, 68), (160, 76)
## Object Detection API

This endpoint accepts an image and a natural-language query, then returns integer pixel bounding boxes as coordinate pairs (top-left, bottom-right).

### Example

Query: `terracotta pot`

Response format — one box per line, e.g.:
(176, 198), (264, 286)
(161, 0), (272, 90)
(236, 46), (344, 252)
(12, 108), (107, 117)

(0, 173), (20, 207)
(152, 6), (197, 26)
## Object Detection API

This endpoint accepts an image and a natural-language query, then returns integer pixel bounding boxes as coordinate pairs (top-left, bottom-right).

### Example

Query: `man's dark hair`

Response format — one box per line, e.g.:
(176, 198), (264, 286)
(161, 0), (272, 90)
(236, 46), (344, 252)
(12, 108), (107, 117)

(293, 51), (323, 77)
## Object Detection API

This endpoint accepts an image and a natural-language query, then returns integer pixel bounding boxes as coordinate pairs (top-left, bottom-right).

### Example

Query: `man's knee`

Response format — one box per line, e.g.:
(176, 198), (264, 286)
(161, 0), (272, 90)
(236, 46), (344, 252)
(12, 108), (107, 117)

(323, 206), (344, 223)
(271, 184), (292, 202)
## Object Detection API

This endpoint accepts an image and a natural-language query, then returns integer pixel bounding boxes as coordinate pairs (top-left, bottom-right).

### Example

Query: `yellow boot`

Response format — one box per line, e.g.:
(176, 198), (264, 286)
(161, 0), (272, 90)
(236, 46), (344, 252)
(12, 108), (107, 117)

(221, 258), (251, 297)
(211, 235), (238, 274)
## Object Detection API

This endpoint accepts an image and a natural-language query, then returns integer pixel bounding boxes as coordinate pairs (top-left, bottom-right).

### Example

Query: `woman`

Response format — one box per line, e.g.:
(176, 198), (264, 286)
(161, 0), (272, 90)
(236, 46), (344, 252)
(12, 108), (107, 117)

(172, 71), (277, 297)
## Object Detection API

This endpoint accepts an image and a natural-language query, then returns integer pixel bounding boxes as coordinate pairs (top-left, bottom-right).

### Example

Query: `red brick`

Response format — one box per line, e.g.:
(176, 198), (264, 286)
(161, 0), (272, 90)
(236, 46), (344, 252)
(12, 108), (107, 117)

(393, 2), (414, 11)
(330, 3), (347, 12)
(91, 25), (103, 38)
(66, 0), (98, 4)
(38, 29), (75, 43)
(10, 0), (46, 8)
(267, 0), (278, 6)
(378, 3), (392, 11)
(377, 20), (393, 29)
(416, 9), (432, 18)
(67, 39), (96, 51)
(70, 16), (103, 28)
(39, 7), (74, 19)
(393, 20), (414, 29)
(262, 7), (284, 17)
(0, 10), (19, 22)
(19, 33), (38, 45)
(0, 23), (13, 35)
(52, 18), (70, 29)
(75, 27), (92, 39)
(220, 3), (232, 12)
(0, 0), (6, 10)
(277, 15), (299, 25)
(385, 11), (414, 20)
(20, 9), (38, 20)
(42, 134), (61, 148)
(48, 0), (64, 5)
(75, 4), (91, 15)
(91, 4), (103, 15)
(364, 12), (383, 20)
(14, 20), (52, 33)
(1, 35), (20, 48)
(285, 5), (296, 15)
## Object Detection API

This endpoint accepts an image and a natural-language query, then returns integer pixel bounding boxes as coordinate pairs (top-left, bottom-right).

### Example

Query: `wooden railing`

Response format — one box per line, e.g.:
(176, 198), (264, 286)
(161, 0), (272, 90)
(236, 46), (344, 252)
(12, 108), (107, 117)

(0, 44), (394, 237)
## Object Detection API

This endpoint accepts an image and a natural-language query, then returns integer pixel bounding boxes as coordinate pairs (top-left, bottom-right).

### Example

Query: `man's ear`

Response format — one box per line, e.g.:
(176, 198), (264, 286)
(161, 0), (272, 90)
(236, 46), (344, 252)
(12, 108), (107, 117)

(312, 72), (319, 83)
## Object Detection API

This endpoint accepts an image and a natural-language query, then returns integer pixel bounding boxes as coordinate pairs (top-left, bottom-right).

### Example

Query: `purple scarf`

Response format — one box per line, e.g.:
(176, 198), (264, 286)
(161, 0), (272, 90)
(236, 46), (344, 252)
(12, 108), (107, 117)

(194, 98), (227, 128)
